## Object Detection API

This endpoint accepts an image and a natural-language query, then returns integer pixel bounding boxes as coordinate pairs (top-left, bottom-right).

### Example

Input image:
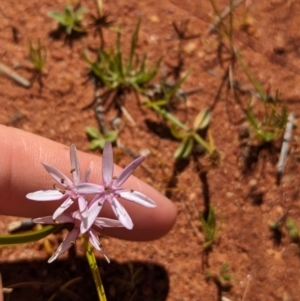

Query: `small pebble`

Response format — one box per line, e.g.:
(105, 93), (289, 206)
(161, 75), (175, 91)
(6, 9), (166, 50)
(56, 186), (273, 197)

(183, 42), (197, 54)
(248, 179), (257, 188)
(148, 15), (159, 23)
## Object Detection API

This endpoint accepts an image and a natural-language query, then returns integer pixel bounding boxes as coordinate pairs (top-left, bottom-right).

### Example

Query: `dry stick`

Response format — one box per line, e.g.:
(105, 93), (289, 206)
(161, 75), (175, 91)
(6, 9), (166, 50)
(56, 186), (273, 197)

(241, 274), (252, 301)
(206, 0), (246, 35)
(208, 69), (275, 101)
(92, 77), (107, 134)
(277, 112), (294, 177)
(0, 62), (31, 88)
(115, 98), (136, 126)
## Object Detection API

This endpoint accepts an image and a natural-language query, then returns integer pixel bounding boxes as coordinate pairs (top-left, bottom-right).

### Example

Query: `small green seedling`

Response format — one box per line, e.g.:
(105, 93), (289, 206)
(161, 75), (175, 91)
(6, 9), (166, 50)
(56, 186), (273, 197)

(144, 100), (219, 161)
(144, 74), (189, 109)
(206, 262), (232, 289)
(86, 126), (117, 150)
(246, 98), (287, 144)
(286, 217), (299, 243)
(29, 39), (47, 71)
(84, 19), (161, 93)
(171, 108), (214, 159)
(269, 213), (288, 231)
(200, 205), (218, 250)
(48, 4), (88, 35)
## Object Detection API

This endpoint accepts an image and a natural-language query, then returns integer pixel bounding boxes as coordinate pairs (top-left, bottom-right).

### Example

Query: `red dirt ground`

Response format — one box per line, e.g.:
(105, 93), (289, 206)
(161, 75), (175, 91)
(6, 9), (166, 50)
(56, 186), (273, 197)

(1, 0), (300, 300)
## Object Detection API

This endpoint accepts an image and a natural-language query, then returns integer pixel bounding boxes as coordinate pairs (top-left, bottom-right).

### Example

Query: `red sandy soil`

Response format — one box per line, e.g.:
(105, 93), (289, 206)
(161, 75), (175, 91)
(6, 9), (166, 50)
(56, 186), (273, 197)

(1, 0), (300, 300)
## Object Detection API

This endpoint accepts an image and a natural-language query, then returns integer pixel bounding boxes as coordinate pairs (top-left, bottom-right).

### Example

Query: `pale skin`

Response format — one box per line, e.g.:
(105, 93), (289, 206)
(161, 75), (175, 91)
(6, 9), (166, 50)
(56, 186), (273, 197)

(0, 125), (177, 241)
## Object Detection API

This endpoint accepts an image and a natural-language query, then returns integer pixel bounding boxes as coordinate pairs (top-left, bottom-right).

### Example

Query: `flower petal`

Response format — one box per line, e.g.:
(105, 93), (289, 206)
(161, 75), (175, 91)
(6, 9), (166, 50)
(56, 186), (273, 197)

(70, 144), (80, 185)
(88, 230), (110, 263)
(115, 156), (144, 187)
(93, 217), (124, 229)
(53, 198), (74, 220)
(48, 227), (79, 263)
(118, 190), (156, 207)
(73, 183), (104, 194)
(111, 198), (133, 230)
(26, 189), (64, 201)
(78, 195), (88, 218)
(42, 163), (73, 187)
(80, 199), (103, 233)
(81, 168), (91, 183)
(102, 142), (114, 186)
(33, 214), (74, 224)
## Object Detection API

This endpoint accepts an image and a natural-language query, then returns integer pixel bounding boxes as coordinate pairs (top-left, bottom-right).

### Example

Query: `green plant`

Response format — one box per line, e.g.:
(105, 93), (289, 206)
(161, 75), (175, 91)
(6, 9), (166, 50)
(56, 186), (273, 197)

(200, 205), (218, 250)
(206, 262), (232, 288)
(172, 108), (212, 159)
(86, 126), (118, 150)
(286, 218), (299, 243)
(48, 4), (88, 35)
(84, 19), (161, 93)
(246, 98), (287, 144)
(144, 73), (189, 109)
(29, 39), (47, 71)
(145, 99), (219, 161)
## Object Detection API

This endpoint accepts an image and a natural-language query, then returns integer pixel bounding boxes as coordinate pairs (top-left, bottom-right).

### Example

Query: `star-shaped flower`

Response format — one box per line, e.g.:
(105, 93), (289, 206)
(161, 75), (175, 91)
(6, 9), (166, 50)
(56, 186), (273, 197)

(26, 144), (94, 221)
(75, 142), (156, 230)
(34, 210), (123, 263)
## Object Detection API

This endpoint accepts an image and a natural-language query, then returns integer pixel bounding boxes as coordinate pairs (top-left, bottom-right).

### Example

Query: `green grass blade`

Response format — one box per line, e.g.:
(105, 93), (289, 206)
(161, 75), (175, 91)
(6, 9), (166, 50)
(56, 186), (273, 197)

(0, 225), (62, 246)
(129, 19), (141, 69)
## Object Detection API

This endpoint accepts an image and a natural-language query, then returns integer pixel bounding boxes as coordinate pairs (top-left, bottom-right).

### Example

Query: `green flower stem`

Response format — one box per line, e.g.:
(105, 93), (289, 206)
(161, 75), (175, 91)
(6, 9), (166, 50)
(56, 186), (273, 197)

(148, 102), (189, 131)
(83, 235), (107, 301)
(0, 224), (62, 246)
(148, 102), (211, 153)
(193, 133), (211, 153)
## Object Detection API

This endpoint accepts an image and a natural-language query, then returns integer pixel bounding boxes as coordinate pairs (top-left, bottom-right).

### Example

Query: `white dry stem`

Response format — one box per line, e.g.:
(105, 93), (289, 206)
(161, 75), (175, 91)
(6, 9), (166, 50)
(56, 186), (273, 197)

(0, 62), (31, 87)
(206, 0), (246, 35)
(277, 112), (294, 176)
(241, 274), (252, 301)
(116, 98), (136, 126)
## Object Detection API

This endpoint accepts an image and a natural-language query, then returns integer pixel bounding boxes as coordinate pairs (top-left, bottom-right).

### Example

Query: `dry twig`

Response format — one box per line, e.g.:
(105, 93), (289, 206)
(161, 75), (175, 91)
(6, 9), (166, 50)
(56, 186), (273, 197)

(0, 62), (31, 87)
(277, 112), (294, 177)
(206, 0), (246, 35)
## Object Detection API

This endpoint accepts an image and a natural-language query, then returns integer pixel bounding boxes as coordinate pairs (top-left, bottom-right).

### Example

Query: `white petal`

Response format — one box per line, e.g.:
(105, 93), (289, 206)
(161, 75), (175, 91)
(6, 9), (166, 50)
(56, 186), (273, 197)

(111, 198), (133, 229)
(26, 190), (64, 201)
(81, 168), (91, 183)
(48, 227), (79, 263)
(115, 157), (144, 187)
(118, 190), (156, 207)
(80, 199), (102, 233)
(34, 214), (74, 224)
(53, 198), (74, 220)
(42, 163), (73, 187)
(93, 217), (124, 229)
(102, 142), (114, 186)
(88, 230), (110, 263)
(70, 144), (80, 185)
(78, 195), (88, 218)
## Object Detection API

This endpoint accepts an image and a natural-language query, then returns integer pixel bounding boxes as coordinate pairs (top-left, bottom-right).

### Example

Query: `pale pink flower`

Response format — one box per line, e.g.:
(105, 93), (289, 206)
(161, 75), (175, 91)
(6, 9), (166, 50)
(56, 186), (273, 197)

(34, 211), (123, 263)
(75, 142), (156, 230)
(26, 144), (94, 220)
